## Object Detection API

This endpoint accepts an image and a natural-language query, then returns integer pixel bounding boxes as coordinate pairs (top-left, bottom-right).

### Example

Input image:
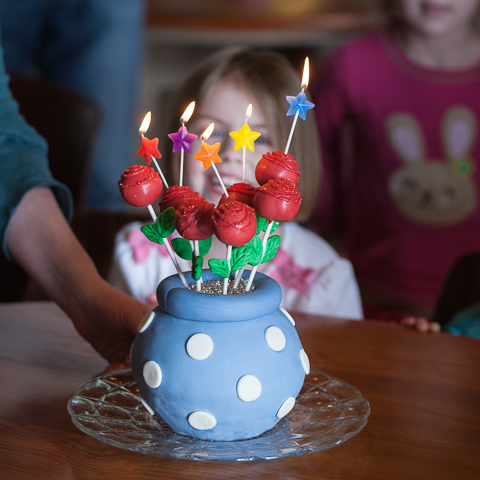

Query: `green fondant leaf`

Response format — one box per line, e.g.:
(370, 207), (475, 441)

(157, 207), (176, 238)
(192, 255), (204, 281)
(255, 214), (267, 235)
(230, 246), (253, 271)
(171, 238), (193, 260)
(244, 235), (263, 266)
(208, 258), (231, 278)
(270, 221), (279, 233)
(262, 235), (281, 263)
(140, 223), (164, 245)
(255, 214), (279, 234)
(198, 237), (213, 256)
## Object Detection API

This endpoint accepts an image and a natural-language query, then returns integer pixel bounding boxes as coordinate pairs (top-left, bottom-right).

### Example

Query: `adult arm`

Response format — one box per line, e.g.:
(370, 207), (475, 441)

(6, 186), (150, 364)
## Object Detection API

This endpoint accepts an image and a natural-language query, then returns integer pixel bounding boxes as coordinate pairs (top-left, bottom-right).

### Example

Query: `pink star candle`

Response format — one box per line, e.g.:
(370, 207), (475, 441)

(138, 112), (169, 188)
(168, 101), (196, 186)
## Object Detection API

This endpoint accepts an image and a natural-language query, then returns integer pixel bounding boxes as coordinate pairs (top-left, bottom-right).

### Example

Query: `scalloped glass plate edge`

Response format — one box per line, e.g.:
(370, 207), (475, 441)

(68, 367), (370, 462)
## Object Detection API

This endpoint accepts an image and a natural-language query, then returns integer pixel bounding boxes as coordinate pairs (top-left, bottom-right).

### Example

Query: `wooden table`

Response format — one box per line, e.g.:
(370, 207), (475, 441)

(1, 302), (479, 479)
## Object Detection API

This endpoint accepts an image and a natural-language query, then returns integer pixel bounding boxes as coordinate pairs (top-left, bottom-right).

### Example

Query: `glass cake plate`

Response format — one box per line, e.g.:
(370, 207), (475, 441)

(68, 367), (370, 462)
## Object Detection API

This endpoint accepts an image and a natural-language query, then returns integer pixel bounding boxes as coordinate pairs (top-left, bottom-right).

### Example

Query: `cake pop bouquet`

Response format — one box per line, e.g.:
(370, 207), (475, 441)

(110, 48), (362, 319)
(111, 48), (363, 442)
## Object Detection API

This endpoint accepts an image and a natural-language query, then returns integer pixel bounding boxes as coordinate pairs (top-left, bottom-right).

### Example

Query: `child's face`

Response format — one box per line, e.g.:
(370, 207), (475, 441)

(184, 81), (275, 204)
(396, 0), (479, 37)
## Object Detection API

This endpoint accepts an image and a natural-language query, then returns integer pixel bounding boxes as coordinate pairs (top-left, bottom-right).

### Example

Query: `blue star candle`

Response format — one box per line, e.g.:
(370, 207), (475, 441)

(285, 58), (315, 154)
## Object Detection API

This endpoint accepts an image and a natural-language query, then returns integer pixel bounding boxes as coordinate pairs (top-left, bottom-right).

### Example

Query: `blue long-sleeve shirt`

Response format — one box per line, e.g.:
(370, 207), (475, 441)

(0, 38), (72, 259)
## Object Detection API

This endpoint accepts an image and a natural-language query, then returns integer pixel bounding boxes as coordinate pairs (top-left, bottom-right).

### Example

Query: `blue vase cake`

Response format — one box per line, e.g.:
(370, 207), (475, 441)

(131, 269), (310, 441)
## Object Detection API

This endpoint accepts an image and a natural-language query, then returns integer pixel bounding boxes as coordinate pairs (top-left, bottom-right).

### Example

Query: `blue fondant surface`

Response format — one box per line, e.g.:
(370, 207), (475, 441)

(156, 270), (282, 322)
(131, 270), (306, 441)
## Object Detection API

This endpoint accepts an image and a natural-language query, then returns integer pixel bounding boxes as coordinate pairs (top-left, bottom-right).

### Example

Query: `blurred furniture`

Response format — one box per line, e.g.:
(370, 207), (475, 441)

(1, 302), (479, 479)
(0, 75), (102, 302)
(433, 251), (480, 327)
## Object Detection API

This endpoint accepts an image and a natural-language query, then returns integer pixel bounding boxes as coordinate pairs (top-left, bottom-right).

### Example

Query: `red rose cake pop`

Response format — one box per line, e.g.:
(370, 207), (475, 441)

(255, 151), (300, 186)
(218, 182), (257, 207)
(118, 165), (163, 207)
(213, 200), (257, 246)
(254, 177), (302, 222)
(159, 185), (199, 212)
(174, 197), (215, 241)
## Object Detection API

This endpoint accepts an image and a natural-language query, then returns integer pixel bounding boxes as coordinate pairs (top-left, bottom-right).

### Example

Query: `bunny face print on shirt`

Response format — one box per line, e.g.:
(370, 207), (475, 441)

(386, 107), (477, 226)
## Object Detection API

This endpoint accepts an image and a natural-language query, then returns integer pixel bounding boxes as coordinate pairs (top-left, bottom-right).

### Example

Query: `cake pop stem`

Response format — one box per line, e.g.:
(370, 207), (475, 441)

(246, 220), (273, 291)
(180, 149), (185, 187)
(234, 265), (246, 289)
(242, 146), (246, 182)
(148, 205), (189, 289)
(223, 245), (232, 295)
(194, 240), (203, 291)
(149, 154), (169, 188)
(284, 111), (299, 155)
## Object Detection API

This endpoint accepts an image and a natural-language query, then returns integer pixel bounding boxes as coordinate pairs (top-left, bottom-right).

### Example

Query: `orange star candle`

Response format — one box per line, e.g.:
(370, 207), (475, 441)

(194, 123), (228, 197)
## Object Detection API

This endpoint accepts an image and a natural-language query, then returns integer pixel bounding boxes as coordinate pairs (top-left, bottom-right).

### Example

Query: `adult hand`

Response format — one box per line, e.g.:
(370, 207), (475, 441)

(6, 187), (150, 365)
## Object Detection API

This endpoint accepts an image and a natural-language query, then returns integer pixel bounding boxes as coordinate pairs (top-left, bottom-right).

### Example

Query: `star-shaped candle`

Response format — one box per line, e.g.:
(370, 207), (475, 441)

(168, 101), (197, 186)
(138, 111), (169, 188)
(285, 58), (315, 154)
(229, 104), (261, 181)
(194, 123), (229, 197)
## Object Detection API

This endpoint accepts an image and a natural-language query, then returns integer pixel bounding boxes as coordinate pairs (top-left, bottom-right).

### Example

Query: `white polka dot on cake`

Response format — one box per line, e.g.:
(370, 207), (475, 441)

(277, 396), (295, 419)
(265, 326), (286, 351)
(143, 360), (162, 388)
(300, 349), (310, 375)
(237, 374), (262, 402)
(186, 333), (213, 360)
(138, 311), (155, 333)
(279, 306), (295, 326)
(188, 411), (217, 430)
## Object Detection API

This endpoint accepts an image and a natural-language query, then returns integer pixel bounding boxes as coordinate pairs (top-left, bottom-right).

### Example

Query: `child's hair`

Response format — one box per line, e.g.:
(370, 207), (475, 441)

(163, 47), (321, 222)
(379, 0), (480, 31)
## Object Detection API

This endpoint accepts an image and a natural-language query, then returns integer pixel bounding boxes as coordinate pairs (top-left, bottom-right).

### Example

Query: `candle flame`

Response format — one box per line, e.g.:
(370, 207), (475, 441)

(181, 101), (195, 124)
(139, 112), (151, 134)
(202, 123), (215, 141)
(301, 57), (310, 90)
(246, 103), (252, 121)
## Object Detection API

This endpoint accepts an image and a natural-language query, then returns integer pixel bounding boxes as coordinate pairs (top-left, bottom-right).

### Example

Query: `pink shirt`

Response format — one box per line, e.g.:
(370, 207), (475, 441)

(312, 31), (480, 311)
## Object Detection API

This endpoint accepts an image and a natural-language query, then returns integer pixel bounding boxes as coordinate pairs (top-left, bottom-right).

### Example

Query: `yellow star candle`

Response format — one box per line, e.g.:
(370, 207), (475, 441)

(138, 111), (169, 187)
(229, 104), (261, 182)
(194, 123), (229, 197)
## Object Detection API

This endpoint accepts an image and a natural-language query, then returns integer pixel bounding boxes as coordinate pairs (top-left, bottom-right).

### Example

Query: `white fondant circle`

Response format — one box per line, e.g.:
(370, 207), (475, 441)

(188, 411), (217, 430)
(143, 360), (162, 388)
(237, 374), (262, 402)
(265, 326), (286, 352)
(279, 306), (295, 326)
(277, 396), (295, 419)
(300, 349), (310, 375)
(186, 333), (214, 360)
(138, 311), (155, 333)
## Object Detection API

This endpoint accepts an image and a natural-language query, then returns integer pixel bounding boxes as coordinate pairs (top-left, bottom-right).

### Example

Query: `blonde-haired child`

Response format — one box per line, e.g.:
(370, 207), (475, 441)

(312, 0), (480, 330)
(110, 47), (363, 319)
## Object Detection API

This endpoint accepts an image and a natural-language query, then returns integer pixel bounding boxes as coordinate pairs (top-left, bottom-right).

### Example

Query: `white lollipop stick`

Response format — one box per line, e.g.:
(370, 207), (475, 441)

(149, 154), (169, 188)
(223, 245), (232, 295)
(246, 220), (273, 291)
(147, 205), (188, 288)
